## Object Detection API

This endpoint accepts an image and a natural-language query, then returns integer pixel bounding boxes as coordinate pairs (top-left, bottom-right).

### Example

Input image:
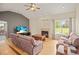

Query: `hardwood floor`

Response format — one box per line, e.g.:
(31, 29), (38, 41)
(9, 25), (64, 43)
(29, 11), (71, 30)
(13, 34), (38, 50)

(39, 38), (57, 55)
(0, 38), (57, 55)
(0, 40), (17, 55)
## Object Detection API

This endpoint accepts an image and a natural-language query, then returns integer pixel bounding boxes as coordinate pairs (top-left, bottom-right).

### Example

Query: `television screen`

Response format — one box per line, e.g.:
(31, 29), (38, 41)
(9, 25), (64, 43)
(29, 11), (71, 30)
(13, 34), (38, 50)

(16, 26), (29, 32)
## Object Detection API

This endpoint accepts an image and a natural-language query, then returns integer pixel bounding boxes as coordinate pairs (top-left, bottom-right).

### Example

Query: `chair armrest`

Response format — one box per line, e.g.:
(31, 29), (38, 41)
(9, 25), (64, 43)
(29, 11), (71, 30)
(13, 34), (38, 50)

(56, 43), (68, 55)
(60, 36), (68, 40)
(69, 45), (77, 53)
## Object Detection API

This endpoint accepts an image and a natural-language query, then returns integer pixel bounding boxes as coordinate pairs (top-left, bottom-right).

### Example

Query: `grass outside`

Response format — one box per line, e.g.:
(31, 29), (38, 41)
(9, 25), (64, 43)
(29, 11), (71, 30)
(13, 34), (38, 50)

(55, 28), (69, 35)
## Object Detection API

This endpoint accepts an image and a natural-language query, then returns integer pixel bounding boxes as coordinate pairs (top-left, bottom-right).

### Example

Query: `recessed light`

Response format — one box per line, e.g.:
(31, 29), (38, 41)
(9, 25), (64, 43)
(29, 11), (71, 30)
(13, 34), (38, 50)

(62, 6), (65, 8)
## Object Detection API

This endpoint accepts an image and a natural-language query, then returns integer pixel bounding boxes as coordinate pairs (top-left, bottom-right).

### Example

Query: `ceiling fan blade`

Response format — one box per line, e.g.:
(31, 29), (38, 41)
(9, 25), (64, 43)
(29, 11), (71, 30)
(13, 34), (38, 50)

(37, 7), (40, 9)
(25, 3), (40, 11)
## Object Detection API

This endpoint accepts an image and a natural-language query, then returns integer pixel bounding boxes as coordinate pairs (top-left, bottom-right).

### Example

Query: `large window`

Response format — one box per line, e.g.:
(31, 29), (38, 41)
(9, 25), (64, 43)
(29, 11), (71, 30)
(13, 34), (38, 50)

(55, 19), (70, 36)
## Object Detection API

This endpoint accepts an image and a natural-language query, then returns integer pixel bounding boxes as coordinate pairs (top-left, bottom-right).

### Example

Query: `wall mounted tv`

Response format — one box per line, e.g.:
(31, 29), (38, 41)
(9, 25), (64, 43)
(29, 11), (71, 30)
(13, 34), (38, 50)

(15, 26), (29, 32)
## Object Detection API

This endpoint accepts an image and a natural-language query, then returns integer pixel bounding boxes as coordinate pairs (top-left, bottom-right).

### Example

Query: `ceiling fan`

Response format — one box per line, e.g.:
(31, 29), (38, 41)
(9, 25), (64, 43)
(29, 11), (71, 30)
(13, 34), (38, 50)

(25, 3), (40, 11)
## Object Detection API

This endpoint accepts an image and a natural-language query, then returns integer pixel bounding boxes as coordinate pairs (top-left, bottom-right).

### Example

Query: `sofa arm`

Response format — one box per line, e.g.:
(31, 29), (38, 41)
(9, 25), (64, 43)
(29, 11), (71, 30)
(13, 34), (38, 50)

(33, 40), (43, 46)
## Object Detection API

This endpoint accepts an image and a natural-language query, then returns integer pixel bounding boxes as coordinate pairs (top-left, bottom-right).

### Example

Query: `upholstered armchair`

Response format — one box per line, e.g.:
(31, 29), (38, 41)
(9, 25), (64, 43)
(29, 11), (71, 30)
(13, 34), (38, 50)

(56, 32), (79, 55)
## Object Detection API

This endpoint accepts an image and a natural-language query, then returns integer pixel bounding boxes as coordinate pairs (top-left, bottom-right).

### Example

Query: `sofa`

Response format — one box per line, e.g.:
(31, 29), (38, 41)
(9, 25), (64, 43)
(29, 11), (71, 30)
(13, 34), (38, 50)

(9, 33), (43, 55)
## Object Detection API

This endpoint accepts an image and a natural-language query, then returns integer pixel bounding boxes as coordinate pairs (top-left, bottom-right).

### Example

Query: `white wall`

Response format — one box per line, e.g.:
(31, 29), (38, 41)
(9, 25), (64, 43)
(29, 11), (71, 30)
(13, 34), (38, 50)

(52, 11), (75, 20)
(29, 17), (41, 35)
(75, 5), (79, 34)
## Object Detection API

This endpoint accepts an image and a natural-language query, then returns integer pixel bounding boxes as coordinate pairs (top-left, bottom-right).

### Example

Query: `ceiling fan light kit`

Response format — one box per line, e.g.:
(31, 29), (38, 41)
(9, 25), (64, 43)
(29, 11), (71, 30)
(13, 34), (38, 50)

(30, 7), (36, 11)
(25, 3), (40, 11)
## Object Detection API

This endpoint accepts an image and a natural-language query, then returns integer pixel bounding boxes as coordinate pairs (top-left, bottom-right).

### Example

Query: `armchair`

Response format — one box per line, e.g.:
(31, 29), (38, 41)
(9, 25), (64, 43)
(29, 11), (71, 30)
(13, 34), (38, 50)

(56, 32), (79, 55)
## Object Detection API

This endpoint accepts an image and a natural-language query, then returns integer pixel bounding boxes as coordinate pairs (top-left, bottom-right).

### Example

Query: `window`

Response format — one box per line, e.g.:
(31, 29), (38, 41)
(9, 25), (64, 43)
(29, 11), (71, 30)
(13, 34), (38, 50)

(55, 19), (70, 36)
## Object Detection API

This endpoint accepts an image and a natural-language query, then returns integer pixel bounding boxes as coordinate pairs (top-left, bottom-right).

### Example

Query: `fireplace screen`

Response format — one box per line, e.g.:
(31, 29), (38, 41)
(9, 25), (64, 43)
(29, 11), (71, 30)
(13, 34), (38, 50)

(41, 31), (48, 38)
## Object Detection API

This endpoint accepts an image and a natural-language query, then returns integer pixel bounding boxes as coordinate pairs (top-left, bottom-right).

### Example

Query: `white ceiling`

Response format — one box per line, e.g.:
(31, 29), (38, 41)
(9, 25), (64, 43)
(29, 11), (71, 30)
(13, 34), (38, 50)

(0, 3), (78, 19)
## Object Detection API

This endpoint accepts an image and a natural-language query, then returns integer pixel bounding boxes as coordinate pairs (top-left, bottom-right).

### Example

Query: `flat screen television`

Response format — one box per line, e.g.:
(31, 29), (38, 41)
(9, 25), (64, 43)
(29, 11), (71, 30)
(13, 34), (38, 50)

(15, 26), (29, 33)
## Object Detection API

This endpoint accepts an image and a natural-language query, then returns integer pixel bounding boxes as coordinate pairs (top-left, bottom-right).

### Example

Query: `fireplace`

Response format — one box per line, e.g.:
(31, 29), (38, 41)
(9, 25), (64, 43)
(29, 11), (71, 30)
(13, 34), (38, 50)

(41, 31), (49, 38)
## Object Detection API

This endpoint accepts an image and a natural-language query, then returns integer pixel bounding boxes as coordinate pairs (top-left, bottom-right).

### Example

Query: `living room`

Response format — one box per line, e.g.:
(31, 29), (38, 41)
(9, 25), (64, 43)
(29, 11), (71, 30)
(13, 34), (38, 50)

(0, 3), (79, 55)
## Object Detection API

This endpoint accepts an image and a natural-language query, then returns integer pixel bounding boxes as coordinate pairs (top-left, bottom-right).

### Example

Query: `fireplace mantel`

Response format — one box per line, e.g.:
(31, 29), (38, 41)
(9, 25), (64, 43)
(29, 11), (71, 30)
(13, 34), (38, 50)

(41, 28), (49, 31)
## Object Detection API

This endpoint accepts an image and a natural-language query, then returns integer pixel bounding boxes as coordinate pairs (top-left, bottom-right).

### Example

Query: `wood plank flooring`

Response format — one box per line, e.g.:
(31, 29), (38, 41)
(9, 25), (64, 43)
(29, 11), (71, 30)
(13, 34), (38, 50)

(39, 38), (57, 55)
(0, 40), (17, 55)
